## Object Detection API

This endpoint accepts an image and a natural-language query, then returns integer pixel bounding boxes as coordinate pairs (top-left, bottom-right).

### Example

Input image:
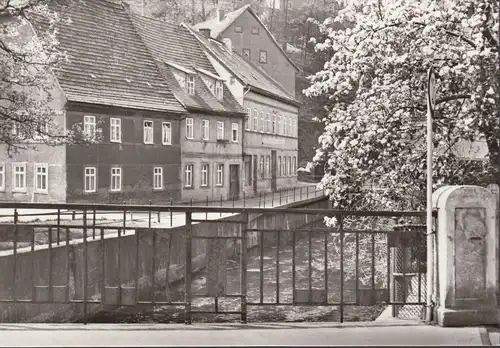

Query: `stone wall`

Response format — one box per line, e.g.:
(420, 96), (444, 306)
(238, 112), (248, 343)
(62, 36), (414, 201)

(0, 196), (327, 322)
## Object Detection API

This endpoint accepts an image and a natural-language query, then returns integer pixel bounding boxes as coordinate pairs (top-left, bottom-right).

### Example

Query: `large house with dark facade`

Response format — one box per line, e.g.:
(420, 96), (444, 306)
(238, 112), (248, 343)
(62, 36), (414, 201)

(194, 5), (300, 98)
(187, 25), (301, 196)
(0, 0), (185, 204)
(129, 14), (247, 202)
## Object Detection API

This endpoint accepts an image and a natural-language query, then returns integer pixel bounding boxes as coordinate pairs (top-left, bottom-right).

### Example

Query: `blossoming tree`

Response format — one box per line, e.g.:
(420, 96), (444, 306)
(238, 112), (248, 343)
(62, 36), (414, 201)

(304, 0), (499, 211)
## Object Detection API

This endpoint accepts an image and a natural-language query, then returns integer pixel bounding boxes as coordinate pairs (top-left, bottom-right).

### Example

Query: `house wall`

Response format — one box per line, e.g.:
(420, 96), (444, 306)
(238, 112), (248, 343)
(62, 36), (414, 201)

(242, 91), (298, 195)
(220, 10), (297, 96)
(204, 53), (246, 105)
(65, 103), (182, 204)
(180, 112), (244, 202)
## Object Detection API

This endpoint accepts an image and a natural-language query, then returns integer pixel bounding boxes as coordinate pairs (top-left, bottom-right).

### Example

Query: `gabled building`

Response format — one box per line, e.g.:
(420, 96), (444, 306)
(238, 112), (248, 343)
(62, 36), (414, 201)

(129, 14), (247, 202)
(0, 0), (185, 203)
(194, 5), (300, 97)
(186, 25), (301, 196)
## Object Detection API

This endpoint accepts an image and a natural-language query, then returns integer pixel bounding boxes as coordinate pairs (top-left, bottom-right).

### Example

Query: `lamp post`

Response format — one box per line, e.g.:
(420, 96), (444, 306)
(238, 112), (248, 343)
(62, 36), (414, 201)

(425, 66), (436, 322)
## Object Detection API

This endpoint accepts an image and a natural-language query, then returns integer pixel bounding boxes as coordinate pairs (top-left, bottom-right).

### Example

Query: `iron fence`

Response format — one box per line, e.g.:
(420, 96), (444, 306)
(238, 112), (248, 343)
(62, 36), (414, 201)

(0, 199), (433, 324)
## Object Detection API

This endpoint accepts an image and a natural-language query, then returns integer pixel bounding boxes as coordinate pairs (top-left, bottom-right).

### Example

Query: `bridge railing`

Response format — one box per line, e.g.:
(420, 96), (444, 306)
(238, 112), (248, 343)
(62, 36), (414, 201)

(0, 200), (433, 324)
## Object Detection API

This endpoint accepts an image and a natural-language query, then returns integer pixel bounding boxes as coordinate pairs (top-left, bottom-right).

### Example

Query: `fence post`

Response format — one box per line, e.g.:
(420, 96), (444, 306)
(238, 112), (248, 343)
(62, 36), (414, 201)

(279, 189), (282, 206)
(170, 198), (173, 227)
(83, 210), (88, 325)
(57, 208), (61, 245)
(93, 209), (96, 239)
(220, 194), (223, 217)
(13, 209), (18, 301)
(185, 211), (193, 325)
(240, 210), (248, 324)
(206, 196), (209, 220)
(259, 192), (262, 208)
(243, 192), (246, 208)
(148, 201), (152, 228)
(263, 192), (266, 208)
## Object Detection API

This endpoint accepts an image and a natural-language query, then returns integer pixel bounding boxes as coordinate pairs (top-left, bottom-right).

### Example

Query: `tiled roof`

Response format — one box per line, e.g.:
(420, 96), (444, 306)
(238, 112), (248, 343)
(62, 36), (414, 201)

(194, 5), (300, 72)
(186, 26), (300, 106)
(47, 0), (184, 113)
(129, 14), (246, 115)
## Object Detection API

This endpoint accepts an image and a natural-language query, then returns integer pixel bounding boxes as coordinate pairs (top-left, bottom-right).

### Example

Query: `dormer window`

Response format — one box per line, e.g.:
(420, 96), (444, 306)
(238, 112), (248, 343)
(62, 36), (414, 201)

(215, 80), (223, 100)
(186, 74), (195, 95)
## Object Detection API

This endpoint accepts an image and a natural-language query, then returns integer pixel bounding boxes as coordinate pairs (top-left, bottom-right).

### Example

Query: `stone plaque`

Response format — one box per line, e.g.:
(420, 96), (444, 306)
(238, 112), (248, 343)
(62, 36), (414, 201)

(454, 208), (486, 299)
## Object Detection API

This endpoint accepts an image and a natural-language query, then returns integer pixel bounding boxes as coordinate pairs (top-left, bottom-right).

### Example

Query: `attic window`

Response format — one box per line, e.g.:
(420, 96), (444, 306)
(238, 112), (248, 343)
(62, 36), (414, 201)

(243, 48), (251, 60)
(230, 76), (236, 85)
(186, 74), (195, 95)
(215, 80), (223, 100)
(251, 27), (259, 35)
(259, 50), (268, 64)
(234, 26), (243, 33)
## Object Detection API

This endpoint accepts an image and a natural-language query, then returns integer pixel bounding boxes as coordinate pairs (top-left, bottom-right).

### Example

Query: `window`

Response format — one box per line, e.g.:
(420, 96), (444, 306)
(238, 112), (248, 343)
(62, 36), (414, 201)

(186, 74), (195, 95)
(288, 118), (293, 136)
(34, 164), (48, 193)
(84, 167), (96, 193)
(35, 123), (47, 139)
(231, 123), (239, 142)
(161, 122), (172, 145)
(217, 121), (224, 140)
(110, 167), (122, 192)
(277, 157), (281, 177)
(246, 108), (251, 130)
(243, 48), (251, 60)
(287, 0), (292, 8)
(215, 80), (224, 100)
(259, 50), (267, 64)
(216, 164), (224, 186)
(292, 156), (297, 174)
(110, 118), (121, 143)
(154, 167), (163, 190)
(235, 26), (243, 33)
(11, 163), (26, 192)
(253, 109), (258, 131)
(266, 156), (270, 177)
(230, 76), (236, 85)
(260, 111), (265, 132)
(272, 114), (276, 134)
(0, 163), (4, 191)
(292, 119), (296, 137)
(259, 155), (264, 178)
(266, 113), (271, 133)
(283, 117), (287, 136)
(252, 27), (259, 35)
(201, 120), (209, 140)
(277, 116), (282, 135)
(184, 164), (193, 188)
(144, 121), (153, 144)
(201, 164), (209, 187)
(84, 115), (96, 139)
(288, 156), (292, 176)
(186, 118), (194, 139)
(284, 156), (288, 176)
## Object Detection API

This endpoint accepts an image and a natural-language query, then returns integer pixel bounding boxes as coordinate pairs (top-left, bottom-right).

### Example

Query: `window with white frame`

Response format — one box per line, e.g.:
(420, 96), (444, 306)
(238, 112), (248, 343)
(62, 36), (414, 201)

(292, 118), (296, 137)
(144, 121), (154, 144)
(266, 113), (271, 133)
(186, 74), (195, 95)
(84, 167), (96, 193)
(260, 111), (264, 132)
(288, 117), (292, 136)
(216, 164), (224, 186)
(259, 155), (264, 178)
(288, 156), (292, 176)
(12, 163), (26, 192)
(162, 122), (172, 145)
(277, 157), (281, 176)
(231, 123), (239, 142)
(293, 156), (297, 174)
(0, 163), (4, 191)
(34, 164), (48, 193)
(246, 108), (251, 130)
(284, 156), (288, 176)
(277, 116), (282, 135)
(202, 120), (209, 140)
(201, 164), (209, 187)
(110, 118), (121, 143)
(186, 118), (194, 139)
(266, 156), (270, 177)
(217, 121), (224, 140)
(272, 114), (276, 134)
(35, 123), (47, 139)
(185, 164), (193, 187)
(84, 115), (96, 139)
(215, 80), (223, 100)
(253, 109), (258, 131)
(283, 117), (287, 136)
(110, 167), (122, 192)
(153, 167), (163, 190)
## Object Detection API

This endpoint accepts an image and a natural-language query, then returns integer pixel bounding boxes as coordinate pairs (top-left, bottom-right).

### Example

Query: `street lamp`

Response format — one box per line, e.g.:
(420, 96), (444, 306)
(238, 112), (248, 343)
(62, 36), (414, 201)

(425, 66), (436, 323)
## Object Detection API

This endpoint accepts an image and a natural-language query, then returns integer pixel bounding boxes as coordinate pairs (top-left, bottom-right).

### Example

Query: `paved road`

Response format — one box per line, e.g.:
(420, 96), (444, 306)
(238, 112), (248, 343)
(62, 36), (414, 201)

(0, 322), (488, 346)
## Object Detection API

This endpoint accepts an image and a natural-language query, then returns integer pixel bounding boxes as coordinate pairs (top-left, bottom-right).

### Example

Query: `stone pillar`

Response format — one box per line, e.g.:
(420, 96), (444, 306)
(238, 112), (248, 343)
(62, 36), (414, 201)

(432, 185), (498, 326)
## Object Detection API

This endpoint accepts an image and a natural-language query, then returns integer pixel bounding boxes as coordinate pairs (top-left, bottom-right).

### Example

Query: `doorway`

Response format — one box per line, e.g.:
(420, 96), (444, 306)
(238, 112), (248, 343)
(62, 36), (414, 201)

(229, 164), (240, 200)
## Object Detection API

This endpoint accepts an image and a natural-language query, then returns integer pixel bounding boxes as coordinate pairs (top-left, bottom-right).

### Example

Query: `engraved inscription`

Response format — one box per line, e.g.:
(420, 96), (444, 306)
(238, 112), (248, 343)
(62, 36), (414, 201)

(454, 208), (487, 299)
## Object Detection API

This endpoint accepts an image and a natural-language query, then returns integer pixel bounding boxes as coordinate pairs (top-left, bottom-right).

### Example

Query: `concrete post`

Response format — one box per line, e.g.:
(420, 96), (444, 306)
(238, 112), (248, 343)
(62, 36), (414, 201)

(432, 185), (498, 326)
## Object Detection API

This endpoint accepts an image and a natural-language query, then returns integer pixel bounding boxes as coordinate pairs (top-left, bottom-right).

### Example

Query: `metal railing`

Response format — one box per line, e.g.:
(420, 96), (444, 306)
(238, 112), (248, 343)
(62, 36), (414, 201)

(0, 200), (433, 324)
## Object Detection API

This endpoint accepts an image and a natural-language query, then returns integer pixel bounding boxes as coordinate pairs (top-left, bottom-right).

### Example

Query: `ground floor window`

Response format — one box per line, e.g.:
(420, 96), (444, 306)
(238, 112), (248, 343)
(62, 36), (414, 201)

(201, 164), (209, 187)
(154, 167), (163, 190)
(216, 164), (224, 186)
(110, 167), (122, 191)
(0, 163), (4, 191)
(185, 164), (193, 188)
(277, 157), (281, 177)
(35, 164), (48, 193)
(266, 156), (270, 177)
(84, 167), (96, 193)
(259, 155), (264, 178)
(12, 163), (26, 192)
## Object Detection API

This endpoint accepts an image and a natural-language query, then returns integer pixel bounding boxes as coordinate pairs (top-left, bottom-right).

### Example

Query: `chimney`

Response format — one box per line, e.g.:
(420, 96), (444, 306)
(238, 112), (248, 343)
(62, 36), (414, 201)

(199, 28), (211, 39)
(217, 8), (225, 22)
(222, 38), (232, 53)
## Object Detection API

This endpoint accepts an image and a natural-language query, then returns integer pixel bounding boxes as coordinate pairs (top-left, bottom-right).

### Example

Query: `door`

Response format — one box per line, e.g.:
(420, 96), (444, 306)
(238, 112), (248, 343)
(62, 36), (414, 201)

(253, 155), (258, 194)
(271, 151), (277, 191)
(229, 164), (240, 200)
(244, 155), (252, 187)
